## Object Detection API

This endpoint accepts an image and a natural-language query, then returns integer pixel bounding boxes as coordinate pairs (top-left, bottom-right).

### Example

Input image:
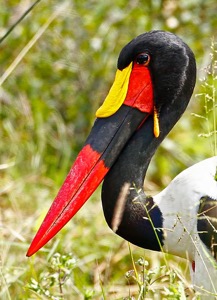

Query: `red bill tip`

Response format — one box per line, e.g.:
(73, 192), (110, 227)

(27, 144), (108, 256)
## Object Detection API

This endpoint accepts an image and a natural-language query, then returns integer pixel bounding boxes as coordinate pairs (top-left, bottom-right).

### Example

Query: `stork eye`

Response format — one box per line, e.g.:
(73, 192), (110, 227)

(136, 53), (150, 66)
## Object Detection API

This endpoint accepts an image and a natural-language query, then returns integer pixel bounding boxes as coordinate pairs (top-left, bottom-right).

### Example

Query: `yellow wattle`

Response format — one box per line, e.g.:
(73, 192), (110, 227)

(96, 62), (133, 118)
(153, 107), (160, 138)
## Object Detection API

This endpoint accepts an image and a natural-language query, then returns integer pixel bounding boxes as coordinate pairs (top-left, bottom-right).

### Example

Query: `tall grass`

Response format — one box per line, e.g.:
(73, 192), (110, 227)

(193, 38), (217, 156)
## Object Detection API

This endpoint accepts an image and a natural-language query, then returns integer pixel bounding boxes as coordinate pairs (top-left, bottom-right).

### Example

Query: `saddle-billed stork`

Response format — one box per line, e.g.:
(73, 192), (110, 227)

(27, 31), (217, 297)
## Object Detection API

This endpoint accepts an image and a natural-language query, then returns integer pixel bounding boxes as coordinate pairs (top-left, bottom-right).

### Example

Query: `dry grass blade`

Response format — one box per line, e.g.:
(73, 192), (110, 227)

(0, 2), (69, 86)
(111, 182), (130, 232)
(0, 0), (42, 45)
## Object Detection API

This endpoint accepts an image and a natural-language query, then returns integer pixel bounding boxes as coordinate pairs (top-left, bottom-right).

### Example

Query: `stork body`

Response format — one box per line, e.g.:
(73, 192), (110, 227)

(27, 31), (217, 298)
(155, 157), (217, 262)
(157, 157), (217, 296)
(103, 150), (217, 296)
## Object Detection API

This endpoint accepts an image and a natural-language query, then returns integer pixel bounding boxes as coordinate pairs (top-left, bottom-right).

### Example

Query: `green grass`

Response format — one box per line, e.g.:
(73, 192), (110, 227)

(0, 1), (217, 299)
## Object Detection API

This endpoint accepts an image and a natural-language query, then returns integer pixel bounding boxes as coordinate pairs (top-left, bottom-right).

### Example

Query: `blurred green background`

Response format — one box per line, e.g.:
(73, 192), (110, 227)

(0, 0), (217, 299)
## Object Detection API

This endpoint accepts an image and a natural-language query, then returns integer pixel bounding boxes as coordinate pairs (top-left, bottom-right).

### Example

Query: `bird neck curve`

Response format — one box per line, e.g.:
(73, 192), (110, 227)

(101, 85), (195, 250)
(101, 115), (165, 250)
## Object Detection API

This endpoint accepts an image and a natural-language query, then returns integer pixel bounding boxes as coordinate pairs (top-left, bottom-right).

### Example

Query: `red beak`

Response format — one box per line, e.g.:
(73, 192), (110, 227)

(27, 63), (156, 256)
